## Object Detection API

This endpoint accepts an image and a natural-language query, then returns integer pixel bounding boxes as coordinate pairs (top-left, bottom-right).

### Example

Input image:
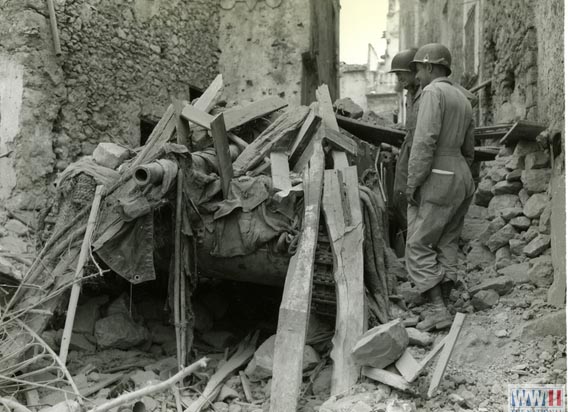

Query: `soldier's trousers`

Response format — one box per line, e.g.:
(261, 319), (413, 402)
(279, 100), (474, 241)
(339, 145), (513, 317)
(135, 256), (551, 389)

(405, 194), (473, 293)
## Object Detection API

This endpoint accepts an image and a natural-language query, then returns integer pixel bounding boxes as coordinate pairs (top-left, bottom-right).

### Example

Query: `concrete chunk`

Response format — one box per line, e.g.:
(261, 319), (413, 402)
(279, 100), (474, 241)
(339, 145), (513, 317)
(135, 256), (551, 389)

(351, 319), (408, 369)
(486, 224), (517, 252)
(93, 142), (131, 169)
(472, 290), (499, 311)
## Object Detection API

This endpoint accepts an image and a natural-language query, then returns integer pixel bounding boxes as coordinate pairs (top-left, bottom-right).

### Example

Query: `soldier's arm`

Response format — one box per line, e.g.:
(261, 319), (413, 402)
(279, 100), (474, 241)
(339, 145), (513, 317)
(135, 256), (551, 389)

(462, 116), (475, 167)
(407, 88), (441, 189)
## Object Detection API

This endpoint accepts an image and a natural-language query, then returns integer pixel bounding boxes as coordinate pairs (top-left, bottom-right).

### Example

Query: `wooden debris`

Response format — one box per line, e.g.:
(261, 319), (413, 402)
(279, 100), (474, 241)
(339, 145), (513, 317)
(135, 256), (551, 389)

(316, 84), (349, 169)
(362, 366), (412, 392)
(351, 319), (408, 369)
(0, 397), (33, 412)
(289, 109), (322, 167)
(87, 358), (208, 412)
(270, 152), (292, 193)
(499, 120), (547, 146)
(394, 349), (421, 382)
(233, 106), (309, 176)
(193, 74), (223, 113)
(223, 96), (288, 130)
(59, 185), (104, 365)
(80, 373), (126, 397)
(184, 335), (257, 412)
(210, 113), (234, 198)
(269, 144), (325, 412)
(239, 371), (254, 403)
(427, 313), (466, 398)
(322, 127), (358, 157)
(46, 0), (61, 56)
(336, 114), (405, 147)
(322, 166), (365, 395)
(181, 105), (213, 129)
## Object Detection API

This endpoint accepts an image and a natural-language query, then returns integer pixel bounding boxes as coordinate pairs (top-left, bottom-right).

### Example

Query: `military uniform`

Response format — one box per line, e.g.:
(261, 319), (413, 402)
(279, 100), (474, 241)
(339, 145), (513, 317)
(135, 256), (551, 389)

(405, 77), (475, 293)
(392, 87), (421, 230)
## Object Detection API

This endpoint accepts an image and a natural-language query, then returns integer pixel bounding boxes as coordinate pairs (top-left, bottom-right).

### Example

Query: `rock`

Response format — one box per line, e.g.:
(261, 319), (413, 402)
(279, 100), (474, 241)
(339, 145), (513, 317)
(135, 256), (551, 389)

(523, 227), (540, 243)
(0, 235), (28, 254)
(525, 151), (549, 169)
(244, 335), (319, 381)
(130, 370), (159, 388)
(497, 262), (530, 284)
(149, 323), (176, 345)
(5, 219), (28, 235)
(538, 204), (552, 234)
(509, 238), (528, 255)
(333, 97), (364, 119)
(474, 178), (494, 206)
(228, 405), (242, 412)
(217, 385), (239, 402)
(494, 330), (508, 338)
(351, 319), (409, 369)
(486, 224), (517, 252)
(472, 290), (499, 310)
(489, 167), (508, 183)
(201, 330), (236, 349)
(386, 399), (416, 412)
(94, 313), (149, 349)
(350, 401), (373, 412)
(461, 218), (489, 243)
(507, 141), (540, 170)
(320, 391), (389, 412)
(466, 242), (495, 269)
(518, 188), (530, 206)
(73, 301), (102, 335)
(42, 330), (59, 350)
(509, 216), (531, 230)
(467, 205), (489, 220)
(522, 169), (551, 194)
(69, 333), (96, 352)
(506, 169), (523, 182)
(528, 256), (554, 287)
(479, 217), (506, 243)
(92, 142), (130, 169)
(500, 207), (523, 221)
(523, 235), (551, 258)
(398, 282), (425, 306)
(492, 180), (522, 195)
(487, 195), (521, 219)
(521, 311), (566, 340)
(523, 193), (549, 218)
(211, 402), (229, 412)
(406, 328), (433, 347)
(312, 366), (332, 398)
(495, 246), (511, 269)
(106, 294), (132, 317)
(552, 357), (567, 371)
(470, 276), (513, 296)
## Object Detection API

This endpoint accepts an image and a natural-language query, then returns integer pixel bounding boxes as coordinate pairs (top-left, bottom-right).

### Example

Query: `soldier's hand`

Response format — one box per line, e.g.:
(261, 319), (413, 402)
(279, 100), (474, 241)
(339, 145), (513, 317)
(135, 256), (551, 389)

(406, 186), (418, 207)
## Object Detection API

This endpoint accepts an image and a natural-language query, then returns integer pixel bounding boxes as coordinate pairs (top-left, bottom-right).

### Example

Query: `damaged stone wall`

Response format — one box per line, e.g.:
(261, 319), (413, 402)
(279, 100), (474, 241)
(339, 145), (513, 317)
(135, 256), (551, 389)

(0, 0), (219, 208)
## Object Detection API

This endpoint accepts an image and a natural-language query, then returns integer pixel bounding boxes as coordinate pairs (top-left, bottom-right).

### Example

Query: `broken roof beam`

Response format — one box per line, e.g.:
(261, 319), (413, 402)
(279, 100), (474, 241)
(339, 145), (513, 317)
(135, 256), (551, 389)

(336, 114), (406, 148)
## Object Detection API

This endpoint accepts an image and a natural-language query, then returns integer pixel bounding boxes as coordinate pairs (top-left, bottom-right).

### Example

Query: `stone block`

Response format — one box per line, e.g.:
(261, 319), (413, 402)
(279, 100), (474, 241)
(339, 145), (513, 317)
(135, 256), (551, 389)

(510, 216), (531, 231)
(461, 218), (489, 243)
(500, 207), (524, 221)
(405, 328), (433, 347)
(506, 169), (523, 182)
(486, 224), (518, 252)
(492, 180), (522, 195)
(479, 216), (506, 243)
(528, 256), (554, 288)
(521, 169), (552, 194)
(523, 193), (550, 218)
(523, 235), (551, 258)
(518, 188), (530, 206)
(497, 262), (530, 284)
(487, 195), (521, 219)
(524, 151), (549, 170)
(466, 242), (495, 269)
(93, 142), (130, 169)
(538, 204), (552, 234)
(474, 178), (494, 207)
(467, 205), (489, 220)
(472, 290), (499, 311)
(312, 366), (333, 398)
(509, 238), (528, 256)
(333, 97), (364, 119)
(489, 167), (508, 183)
(94, 313), (149, 349)
(351, 319), (409, 369)
(523, 227), (540, 243)
(469, 276), (514, 296)
(495, 246), (512, 269)
(520, 311), (566, 341)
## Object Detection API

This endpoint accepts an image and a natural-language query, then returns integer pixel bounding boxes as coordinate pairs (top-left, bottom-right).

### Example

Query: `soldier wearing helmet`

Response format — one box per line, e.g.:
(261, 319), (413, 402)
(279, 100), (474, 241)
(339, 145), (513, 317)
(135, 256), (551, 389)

(390, 48), (421, 234)
(404, 43), (475, 331)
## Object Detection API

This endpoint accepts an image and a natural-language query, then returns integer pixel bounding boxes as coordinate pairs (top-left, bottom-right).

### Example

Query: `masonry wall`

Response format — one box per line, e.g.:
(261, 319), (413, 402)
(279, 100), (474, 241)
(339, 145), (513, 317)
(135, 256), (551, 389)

(0, 0), (219, 209)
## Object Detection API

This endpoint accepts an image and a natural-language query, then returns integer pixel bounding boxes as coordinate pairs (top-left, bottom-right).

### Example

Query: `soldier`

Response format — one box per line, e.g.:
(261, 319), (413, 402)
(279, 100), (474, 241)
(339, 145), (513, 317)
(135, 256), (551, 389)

(405, 43), (475, 331)
(390, 48), (421, 235)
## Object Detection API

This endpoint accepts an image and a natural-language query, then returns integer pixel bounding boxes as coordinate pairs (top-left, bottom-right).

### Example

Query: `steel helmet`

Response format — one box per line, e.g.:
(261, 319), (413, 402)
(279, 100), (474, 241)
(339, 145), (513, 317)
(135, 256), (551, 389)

(389, 48), (418, 73)
(410, 43), (452, 75)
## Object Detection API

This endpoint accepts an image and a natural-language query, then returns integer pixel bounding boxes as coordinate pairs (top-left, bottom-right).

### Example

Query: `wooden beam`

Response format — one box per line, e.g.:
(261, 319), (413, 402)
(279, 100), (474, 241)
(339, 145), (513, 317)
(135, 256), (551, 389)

(289, 109), (322, 167)
(173, 99), (190, 147)
(394, 349), (421, 383)
(336, 115), (405, 148)
(223, 97), (288, 131)
(316, 84), (349, 168)
(499, 120), (547, 146)
(181, 105), (214, 129)
(427, 313), (466, 398)
(269, 144), (325, 412)
(323, 167), (365, 395)
(270, 151), (291, 193)
(362, 367), (412, 392)
(323, 127), (358, 156)
(46, 0), (62, 56)
(210, 113), (233, 198)
(193, 74), (223, 113)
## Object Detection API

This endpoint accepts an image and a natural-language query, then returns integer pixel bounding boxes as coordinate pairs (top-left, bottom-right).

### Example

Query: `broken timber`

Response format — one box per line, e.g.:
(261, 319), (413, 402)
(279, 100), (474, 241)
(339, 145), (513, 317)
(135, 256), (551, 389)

(361, 367), (412, 392)
(316, 84), (349, 169)
(210, 113), (233, 198)
(269, 143), (325, 412)
(322, 166), (365, 395)
(336, 114), (406, 147)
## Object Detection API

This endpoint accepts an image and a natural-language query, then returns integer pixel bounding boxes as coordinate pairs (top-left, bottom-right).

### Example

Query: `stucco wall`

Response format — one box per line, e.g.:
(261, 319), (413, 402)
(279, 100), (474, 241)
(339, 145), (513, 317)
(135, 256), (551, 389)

(339, 70), (368, 110)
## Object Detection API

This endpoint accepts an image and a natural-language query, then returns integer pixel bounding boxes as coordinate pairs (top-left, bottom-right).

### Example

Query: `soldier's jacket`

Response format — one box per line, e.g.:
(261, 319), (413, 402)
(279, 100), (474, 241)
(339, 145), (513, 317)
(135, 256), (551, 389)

(407, 77), (475, 205)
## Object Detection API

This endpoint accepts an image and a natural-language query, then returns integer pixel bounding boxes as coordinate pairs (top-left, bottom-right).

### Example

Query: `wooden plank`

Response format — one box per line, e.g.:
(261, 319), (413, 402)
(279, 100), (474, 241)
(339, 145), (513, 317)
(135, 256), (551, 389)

(210, 113), (233, 198)
(269, 144), (325, 412)
(336, 114), (405, 148)
(332, 151), (349, 169)
(316, 84), (349, 168)
(223, 97), (288, 130)
(418, 335), (448, 369)
(193, 74), (223, 113)
(395, 349), (422, 383)
(499, 120), (547, 146)
(474, 146), (499, 162)
(427, 313), (466, 398)
(173, 99), (191, 147)
(181, 105), (214, 129)
(362, 367), (412, 392)
(323, 127), (358, 156)
(323, 167), (365, 395)
(233, 106), (309, 176)
(289, 110), (322, 167)
(270, 151), (291, 192)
